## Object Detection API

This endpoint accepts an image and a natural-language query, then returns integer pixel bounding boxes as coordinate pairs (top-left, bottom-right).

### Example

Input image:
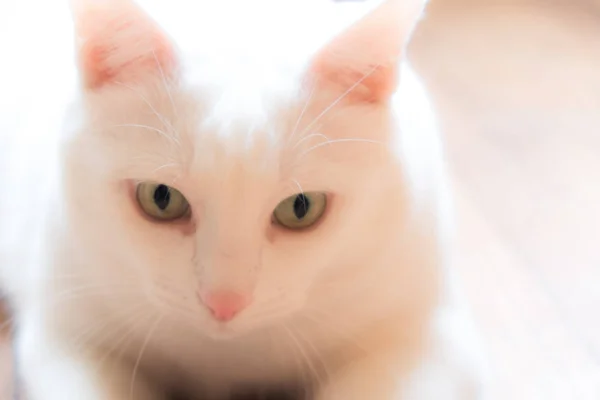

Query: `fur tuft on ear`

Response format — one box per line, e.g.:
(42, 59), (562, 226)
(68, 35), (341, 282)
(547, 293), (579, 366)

(310, 0), (426, 104)
(71, 0), (175, 90)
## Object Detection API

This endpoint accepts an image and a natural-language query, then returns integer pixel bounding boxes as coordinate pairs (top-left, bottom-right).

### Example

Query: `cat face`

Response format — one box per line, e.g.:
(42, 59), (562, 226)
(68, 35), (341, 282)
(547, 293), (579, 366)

(64, 0), (425, 338)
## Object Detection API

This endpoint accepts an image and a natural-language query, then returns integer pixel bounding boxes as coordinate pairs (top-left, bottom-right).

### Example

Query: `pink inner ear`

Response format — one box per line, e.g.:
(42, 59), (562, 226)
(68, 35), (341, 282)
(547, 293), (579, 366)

(76, 2), (175, 89)
(82, 32), (174, 89)
(311, 61), (398, 104)
(308, 0), (423, 104)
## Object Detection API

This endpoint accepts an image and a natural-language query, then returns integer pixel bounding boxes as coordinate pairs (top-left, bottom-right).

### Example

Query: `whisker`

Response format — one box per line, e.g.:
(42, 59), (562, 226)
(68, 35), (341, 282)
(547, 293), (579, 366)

(292, 132), (330, 150)
(70, 303), (148, 354)
(24, 271), (101, 281)
(93, 310), (157, 377)
(246, 310), (290, 328)
(278, 325), (310, 389)
(122, 154), (182, 176)
(50, 282), (137, 302)
(243, 293), (290, 321)
(130, 314), (163, 399)
(0, 283), (134, 334)
(108, 123), (174, 143)
(154, 295), (196, 317)
(291, 179), (304, 196)
(150, 162), (180, 174)
(288, 321), (331, 391)
(297, 64), (380, 139)
(113, 81), (181, 148)
(295, 137), (384, 163)
(281, 324), (320, 389)
(34, 286), (141, 317)
(151, 48), (178, 119)
(288, 84), (316, 145)
(129, 152), (173, 161)
(300, 310), (369, 355)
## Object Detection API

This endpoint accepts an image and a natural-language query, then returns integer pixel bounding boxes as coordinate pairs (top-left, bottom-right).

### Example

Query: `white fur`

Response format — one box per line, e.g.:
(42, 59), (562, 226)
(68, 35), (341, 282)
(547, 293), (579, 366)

(0, 0), (487, 399)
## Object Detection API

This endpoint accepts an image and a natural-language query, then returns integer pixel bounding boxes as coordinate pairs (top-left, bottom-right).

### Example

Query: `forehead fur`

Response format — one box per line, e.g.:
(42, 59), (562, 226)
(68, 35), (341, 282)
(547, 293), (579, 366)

(77, 0), (395, 193)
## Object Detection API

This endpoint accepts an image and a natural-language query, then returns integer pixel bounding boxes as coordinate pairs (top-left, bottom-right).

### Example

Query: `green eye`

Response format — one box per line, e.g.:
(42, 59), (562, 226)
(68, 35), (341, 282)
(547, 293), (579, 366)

(136, 182), (190, 221)
(273, 192), (327, 230)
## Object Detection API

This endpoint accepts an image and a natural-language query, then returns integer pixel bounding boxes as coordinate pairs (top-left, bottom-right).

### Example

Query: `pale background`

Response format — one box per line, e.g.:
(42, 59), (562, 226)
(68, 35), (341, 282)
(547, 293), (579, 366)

(412, 0), (600, 398)
(1, 0), (599, 398)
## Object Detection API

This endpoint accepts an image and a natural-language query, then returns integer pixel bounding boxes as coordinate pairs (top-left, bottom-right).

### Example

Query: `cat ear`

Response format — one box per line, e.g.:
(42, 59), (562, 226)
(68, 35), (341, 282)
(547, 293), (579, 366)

(72, 0), (175, 90)
(310, 0), (426, 104)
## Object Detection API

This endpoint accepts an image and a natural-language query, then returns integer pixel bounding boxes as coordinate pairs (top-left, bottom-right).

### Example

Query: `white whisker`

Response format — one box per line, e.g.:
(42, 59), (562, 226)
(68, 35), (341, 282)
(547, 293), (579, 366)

(108, 123), (174, 142)
(300, 310), (369, 356)
(296, 137), (384, 162)
(289, 321), (331, 391)
(152, 49), (178, 119)
(292, 132), (331, 150)
(93, 310), (157, 377)
(281, 324), (320, 389)
(113, 81), (181, 148)
(130, 314), (163, 399)
(150, 162), (180, 174)
(51, 282), (137, 302)
(70, 303), (148, 354)
(278, 325), (310, 388)
(288, 84), (317, 145)
(0, 284), (140, 334)
(297, 64), (380, 139)
(155, 294), (196, 317)
(291, 179), (305, 196)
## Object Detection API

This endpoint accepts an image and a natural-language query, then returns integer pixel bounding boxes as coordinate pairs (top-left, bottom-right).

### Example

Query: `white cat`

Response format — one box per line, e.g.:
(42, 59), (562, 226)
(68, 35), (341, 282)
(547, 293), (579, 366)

(0, 0), (487, 399)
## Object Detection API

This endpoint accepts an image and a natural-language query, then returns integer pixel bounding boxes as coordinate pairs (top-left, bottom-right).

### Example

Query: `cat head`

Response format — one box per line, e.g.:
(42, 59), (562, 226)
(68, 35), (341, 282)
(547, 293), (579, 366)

(64, 0), (427, 338)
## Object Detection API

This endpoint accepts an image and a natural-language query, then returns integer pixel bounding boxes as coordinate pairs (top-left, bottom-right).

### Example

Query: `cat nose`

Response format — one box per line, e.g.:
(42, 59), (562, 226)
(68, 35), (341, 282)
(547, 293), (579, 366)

(199, 290), (251, 322)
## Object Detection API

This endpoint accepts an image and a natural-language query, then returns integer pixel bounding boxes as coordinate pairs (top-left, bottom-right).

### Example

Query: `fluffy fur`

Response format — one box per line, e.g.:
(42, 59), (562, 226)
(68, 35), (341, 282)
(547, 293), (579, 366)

(0, 0), (487, 399)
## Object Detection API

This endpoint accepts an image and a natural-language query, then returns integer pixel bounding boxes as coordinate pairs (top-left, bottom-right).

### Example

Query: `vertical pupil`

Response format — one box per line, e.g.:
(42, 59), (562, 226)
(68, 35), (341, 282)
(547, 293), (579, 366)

(293, 194), (310, 219)
(153, 185), (171, 210)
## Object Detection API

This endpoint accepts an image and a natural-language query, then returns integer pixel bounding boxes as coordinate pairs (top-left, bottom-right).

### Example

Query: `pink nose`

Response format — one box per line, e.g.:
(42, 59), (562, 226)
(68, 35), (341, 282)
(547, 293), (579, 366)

(199, 290), (251, 322)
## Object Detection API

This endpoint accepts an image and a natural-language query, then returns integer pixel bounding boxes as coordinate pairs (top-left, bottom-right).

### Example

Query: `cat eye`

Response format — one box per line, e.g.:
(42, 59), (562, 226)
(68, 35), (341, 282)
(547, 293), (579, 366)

(136, 182), (190, 221)
(273, 192), (327, 230)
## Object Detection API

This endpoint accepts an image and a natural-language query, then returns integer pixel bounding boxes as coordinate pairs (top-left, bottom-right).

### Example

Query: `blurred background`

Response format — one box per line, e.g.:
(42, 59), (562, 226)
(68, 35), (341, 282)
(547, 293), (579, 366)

(1, 0), (599, 398)
(411, 0), (600, 398)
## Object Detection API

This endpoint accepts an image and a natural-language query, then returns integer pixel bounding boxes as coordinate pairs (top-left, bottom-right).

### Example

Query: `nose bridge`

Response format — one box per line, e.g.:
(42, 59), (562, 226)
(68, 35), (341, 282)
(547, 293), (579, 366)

(213, 201), (263, 260)
(215, 214), (259, 256)
(196, 207), (262, 291)
(194, 161), (271, 289)
(211, 176), (266, 251)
